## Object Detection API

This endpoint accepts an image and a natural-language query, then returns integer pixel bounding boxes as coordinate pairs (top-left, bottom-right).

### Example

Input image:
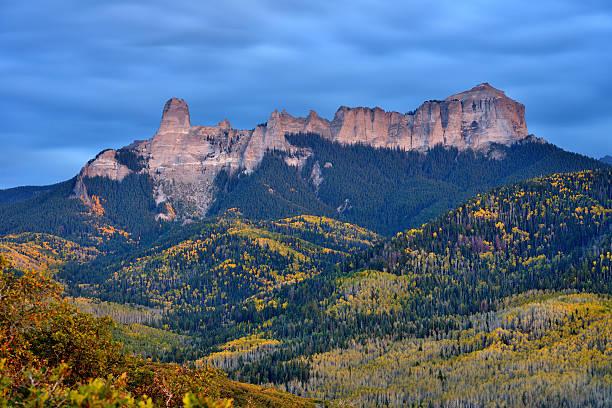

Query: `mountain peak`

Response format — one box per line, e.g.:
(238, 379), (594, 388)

(218, 118), (232, 130)
(445, 82), (507, 101)
(78, 83), (532, 217)
(158, 98), (190, 134)
(472, 82), (500, 92)
(600, 155), (612, 165)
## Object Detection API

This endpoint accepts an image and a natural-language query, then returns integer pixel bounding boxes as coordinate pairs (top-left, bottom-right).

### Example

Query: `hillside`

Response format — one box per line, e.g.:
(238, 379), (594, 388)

(184, 169), (612, 406)
(55, 213), (377, 362)
(285, 293), (612, 407)
(0, 175), (161, 250)
(0, 232), (98, 272)
(2, 170), (611, 407)
(0, 139), (607, 245)
(211, 134), (608, 234)
(0, 258), (323, 408)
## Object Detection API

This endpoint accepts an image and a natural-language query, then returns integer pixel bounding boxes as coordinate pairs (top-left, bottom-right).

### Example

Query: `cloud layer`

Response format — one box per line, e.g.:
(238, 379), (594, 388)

(1, 0), (611, 188)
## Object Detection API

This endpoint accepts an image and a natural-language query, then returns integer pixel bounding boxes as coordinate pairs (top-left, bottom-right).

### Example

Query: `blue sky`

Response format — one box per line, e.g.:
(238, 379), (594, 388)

(1, 0), (611, 188)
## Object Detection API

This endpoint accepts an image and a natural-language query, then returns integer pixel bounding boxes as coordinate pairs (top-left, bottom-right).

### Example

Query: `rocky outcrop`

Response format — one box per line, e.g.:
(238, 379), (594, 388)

(329, 83), (528, 150)
(80, 150), (131, 181)
(75, 83), (531, 219)
(310, 161), (323, 192)
(72, 149), (131, 207)
(242, 109), (331, 172)
(158, 98), (190, 134)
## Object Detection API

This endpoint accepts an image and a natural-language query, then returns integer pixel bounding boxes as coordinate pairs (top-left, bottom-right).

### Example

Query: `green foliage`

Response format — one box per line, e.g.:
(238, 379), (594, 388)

(204, 170), (612, 390)
(113, 323), (194, 363)
(3, 157), (612, 407)
(0, 258), (126, 393)
(0, 254), (320, 408)
(0, 179), (91, 239)
(0, 232), (98, 273)
(211, 136), (608, 235)
(115, 148), (146, 172)
(0, 365), (154, 408)
(183, 393), (232, 408)
(82, 174), (160, 240)
(57, 214), (377, 361)
(41, 170), (612, 398)
(285, 293), (612, 407)
(210, 155), (337, 220)
(64, 376), (153, 408)
(0, 173), (164, 252)
(27, 306), (124, 383)
(2, 137), (605, 245)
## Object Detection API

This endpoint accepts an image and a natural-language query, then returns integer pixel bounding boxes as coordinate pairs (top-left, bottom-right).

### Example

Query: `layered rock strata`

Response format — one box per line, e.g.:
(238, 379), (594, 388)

(75, 83), (530, 219)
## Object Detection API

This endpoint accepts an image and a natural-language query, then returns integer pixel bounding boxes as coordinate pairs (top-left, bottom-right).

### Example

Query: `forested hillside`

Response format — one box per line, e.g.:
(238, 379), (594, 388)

(3, 2), (609, 405)
(0, 174), (162, 250)
(191, 170), (612, 407)
(286, 293), (611, 407)
(2, 165), (611, 406)
(212, 136), (609, 234)
(53, 213), (377, 362)
(0, 140), (607, 246)
(0, 256), (323, 407)
(0, 232), (98, 272)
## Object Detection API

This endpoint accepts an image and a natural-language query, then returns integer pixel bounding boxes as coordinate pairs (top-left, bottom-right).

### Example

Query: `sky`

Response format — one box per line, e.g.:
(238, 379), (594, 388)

(1, 0), (611, 189)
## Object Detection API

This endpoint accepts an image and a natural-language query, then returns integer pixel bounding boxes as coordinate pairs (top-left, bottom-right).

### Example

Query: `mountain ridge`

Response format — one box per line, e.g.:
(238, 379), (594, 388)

(2, 83), (607, 244)
(76, 83), (531, 219)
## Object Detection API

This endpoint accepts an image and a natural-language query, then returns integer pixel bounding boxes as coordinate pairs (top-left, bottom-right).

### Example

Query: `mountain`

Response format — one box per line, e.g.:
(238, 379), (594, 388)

(0, 183), (60, 204)
(23, 169), (609, 405)
(601, 155), (612, 165)
(1, 84), (608, 241)
(75, 83), (530, 220)
(2, 84), (610, 406)
(209, 134), (606, 234)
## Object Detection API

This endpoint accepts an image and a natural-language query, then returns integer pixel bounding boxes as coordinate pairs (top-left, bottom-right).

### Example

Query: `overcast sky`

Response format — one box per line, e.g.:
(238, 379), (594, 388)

(1, 0), (611, 188)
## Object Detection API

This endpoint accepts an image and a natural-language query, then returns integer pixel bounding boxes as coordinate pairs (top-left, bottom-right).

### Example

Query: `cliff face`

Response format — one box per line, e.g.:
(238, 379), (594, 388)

(75, 83), (531, 219)
(330, 83), (528, 150)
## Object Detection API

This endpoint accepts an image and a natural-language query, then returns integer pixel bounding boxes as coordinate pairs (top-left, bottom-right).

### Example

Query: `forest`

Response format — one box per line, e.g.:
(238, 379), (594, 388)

(1, 139), (606, 246)
(211, 135), (609, 234)
(0, 255), (324, 407)
(1, 155), (611, 406)
(125, 169), (612, 407)
(284, 292), (611, 407)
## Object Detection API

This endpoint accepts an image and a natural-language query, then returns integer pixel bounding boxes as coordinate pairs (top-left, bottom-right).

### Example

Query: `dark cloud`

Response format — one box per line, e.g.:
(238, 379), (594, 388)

(1, 0), (611, 188)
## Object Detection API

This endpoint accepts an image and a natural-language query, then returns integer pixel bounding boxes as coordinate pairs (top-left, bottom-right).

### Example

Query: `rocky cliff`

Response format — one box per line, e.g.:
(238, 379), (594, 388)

(75, 83), (531, 219)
